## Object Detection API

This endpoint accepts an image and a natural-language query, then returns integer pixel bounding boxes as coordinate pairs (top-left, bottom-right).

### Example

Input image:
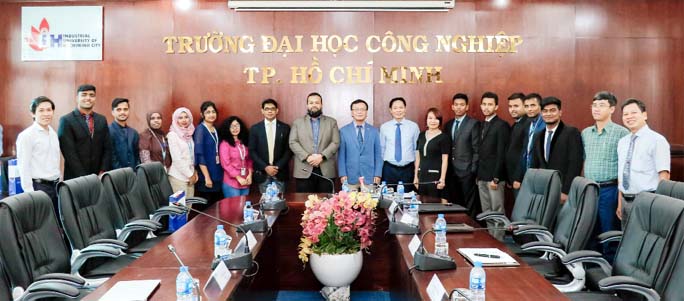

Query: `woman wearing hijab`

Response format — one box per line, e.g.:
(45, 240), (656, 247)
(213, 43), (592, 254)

(194, 101), (224, 204)
(139, 111), (172, 169)
(218, 116), (253, 197)
(168, 107), (198, 197)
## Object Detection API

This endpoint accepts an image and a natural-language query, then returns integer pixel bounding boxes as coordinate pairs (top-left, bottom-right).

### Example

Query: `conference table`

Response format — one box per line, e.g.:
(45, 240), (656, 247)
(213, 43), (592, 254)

(84, 193), (567, 300)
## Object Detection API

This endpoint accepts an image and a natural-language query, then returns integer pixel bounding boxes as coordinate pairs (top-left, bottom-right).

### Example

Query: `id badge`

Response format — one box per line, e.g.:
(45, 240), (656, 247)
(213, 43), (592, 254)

(240, 168), (247, 176)
(215, 155), (220, 164)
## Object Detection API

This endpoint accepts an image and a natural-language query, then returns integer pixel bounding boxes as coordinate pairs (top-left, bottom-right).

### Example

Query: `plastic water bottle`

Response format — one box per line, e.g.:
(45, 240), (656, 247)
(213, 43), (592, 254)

(381, 181), (388, 195)
(176, 266), (193, 301)
(271, 183), (280, 201)
(342, 179), (350, 192)
(264, 184), (274, 203)
(469, 261), (486, 301)
(397, 181), (406, 210)
(214, 225), (230, 258)
(407, 203), (419, 225)
(244, 201), (254, 223)
(434, 214), (448, 257)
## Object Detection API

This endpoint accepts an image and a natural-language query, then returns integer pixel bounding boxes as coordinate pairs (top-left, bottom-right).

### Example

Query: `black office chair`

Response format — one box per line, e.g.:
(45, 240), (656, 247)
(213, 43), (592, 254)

(58, 175), (137, 278)
(477, 169), (562, 251)
(561, 192), (684, 300)
(101, 167), (170, 253)
(135, 162), (208, 212)
(0, 191), (122, 300)
(513, 176), (599, 292)
(656, 179), (684, 201)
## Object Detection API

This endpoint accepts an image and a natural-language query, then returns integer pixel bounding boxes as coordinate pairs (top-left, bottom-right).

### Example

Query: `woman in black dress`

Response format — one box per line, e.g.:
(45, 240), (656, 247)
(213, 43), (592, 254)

(413, 107), (450, 201)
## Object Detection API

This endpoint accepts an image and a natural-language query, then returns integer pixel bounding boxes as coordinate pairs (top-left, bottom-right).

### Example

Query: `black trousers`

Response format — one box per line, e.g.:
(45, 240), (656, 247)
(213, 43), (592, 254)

(448, 173), (480, 217)
(33, 181), (59, 218)
(381, 162), (415, 193)
(296, 167), (334, 193)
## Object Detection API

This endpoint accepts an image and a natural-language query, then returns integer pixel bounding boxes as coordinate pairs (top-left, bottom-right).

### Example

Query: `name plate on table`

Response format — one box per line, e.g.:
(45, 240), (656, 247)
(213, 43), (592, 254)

(408, 234), (421, 257)
(205, 261), (231, 291)
(235, 230), (257, 252)
(426, 274), (448, 301)
(399, 213), (419, 226)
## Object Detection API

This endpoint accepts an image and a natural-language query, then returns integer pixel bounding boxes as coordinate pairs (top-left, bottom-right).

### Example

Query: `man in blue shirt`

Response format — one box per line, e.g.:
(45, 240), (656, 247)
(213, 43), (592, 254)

(379, 97), (420, 193)
(109, 98), (139, 169)
(338, 99), (383, 190)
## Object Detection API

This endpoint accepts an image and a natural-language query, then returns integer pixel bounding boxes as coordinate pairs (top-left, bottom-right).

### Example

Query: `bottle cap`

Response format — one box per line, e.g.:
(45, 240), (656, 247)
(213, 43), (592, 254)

(217, 225), (224, 230)
(474, 261), (483, 268)
(180, 266), (188, 272)
(438, 213), (444, 218)
(398, 181), (403, 184)
(245, 201), (251, 206)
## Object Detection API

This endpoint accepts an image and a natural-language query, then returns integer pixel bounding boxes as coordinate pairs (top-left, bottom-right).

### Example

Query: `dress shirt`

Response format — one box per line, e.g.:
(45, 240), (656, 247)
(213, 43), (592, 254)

(264, 119), (277, 164)
(380, 118), (420, 166)
(617, 125), (670, 194)
(582, 122), (629, 182)
(16, 123), (61, 192)
(311, 117), (320, 153)
(450, 115), (465, 139)
(219, 140), (254, 189)
(543, 123), (559, 162)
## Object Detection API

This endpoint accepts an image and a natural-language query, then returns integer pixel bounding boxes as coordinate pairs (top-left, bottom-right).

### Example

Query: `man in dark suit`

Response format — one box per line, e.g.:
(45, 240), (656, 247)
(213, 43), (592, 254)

(248, 99), (292, 193)
(444, 93), (481, 216)
(513, 93), (545, 189)
(58, 84), (112, 180)
(477, 92), (510, 240)
(531, 96), (584, 203)
(505, 92), (530, 198)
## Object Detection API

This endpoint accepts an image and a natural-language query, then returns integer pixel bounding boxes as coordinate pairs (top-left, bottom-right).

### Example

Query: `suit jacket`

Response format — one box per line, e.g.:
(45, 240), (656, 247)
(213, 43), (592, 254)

(289, 114), (340, 179)
(58, 108), (112, 180)
(477, 116), (511, 182)
(505, 116), (530, 182)
(515, 115), (546, 182)
(248, 120), (292, 184)
(338, 122), (383, 185)
(531, 121), (584, 194)
(444, 116), (480, 177)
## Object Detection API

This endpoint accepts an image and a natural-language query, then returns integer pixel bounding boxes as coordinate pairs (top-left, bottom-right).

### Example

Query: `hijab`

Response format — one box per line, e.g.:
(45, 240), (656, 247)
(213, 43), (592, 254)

(170, 107), (195, 142)
(147, 111), (166, 137)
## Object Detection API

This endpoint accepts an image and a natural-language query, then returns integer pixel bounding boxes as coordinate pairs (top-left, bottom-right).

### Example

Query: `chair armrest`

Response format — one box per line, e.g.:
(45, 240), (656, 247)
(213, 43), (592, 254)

(513, 225), (554, 242)
(562, 250), (612, 276)
(152, 205), (186, 222)
(186, 197), (208, 205)
(34, 273), (86, 287)
(520, 241), (566, 258)
(117, 219), (161, 241)
(70, 245), (122, 275)
(599, 276), (660, 301)
(18, 282), (80, 300)
(89, 238), (128, 250)
(475, 211), (511, 225)
(598, 230), (623, 244)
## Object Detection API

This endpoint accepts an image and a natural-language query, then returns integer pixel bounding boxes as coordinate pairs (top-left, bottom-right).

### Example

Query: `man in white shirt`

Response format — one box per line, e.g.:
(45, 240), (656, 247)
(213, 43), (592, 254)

(16, 96), (62, 214)
(616, 98), (670, 229)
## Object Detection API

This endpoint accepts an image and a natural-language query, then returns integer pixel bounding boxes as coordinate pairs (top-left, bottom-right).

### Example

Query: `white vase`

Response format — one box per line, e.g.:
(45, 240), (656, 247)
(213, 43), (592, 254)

(309, 250), (363, 287)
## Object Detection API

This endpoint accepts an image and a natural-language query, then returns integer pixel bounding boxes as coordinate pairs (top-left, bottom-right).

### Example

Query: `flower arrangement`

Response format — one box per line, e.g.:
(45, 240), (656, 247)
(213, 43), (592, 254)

(298, 191), (378, 265)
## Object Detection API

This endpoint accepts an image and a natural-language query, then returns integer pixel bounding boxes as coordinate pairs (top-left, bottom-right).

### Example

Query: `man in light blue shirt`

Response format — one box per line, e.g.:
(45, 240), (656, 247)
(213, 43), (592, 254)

(338, 99), (383, 191)
(617, 98), (670, 229)
(380, 97), (420, 192)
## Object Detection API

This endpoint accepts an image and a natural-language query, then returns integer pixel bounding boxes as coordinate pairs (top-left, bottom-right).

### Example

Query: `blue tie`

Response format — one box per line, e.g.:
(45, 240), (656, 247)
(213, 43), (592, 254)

(395, 123), (402, 163)
(357, 125), (364, 145)
(545, 130), (554, 162)
(623, 135), (638, 190)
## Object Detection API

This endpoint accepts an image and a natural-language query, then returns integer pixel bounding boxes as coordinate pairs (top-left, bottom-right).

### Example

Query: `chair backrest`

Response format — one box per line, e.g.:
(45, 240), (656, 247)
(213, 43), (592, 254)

(551, 177), (599, 252)
(58, 174), (118, 250)
(656, 180), (684, 201)
(0, 192), (71, 289)
(135, 162), (174, 212)
(613, 193), (684, 286)
(657, 203), (684, 300)
(101, 167), (151, 227)
(511, 168), (562, 229)
(0, 260), (12, 301)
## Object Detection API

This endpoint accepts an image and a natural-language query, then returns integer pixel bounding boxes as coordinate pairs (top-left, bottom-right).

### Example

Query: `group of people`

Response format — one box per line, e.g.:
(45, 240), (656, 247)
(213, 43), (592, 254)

(12, 85), (671, 257)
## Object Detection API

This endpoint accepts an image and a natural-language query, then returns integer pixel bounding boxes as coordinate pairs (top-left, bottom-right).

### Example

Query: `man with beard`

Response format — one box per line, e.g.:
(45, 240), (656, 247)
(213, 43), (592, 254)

(289, 92), (340, 193)
(513, 93), (545, 190)
(109, 98), (140, 169)
(58, 84), (112, 180)
(504, 92), (529, 198)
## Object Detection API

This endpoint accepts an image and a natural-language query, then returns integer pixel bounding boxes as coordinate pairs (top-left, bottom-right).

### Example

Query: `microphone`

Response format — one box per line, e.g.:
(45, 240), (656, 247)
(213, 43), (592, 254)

(167, 244), (201, 301)
(414, 229), (457, 271)
(170, 202), (253, 270)
(302, 168), (335, 196)
(387, 200), (420, 235)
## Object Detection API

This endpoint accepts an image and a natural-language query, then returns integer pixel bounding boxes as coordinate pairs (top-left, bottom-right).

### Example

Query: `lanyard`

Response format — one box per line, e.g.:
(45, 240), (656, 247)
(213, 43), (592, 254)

(149, 129), (167, 161)
(237, 142), (246, 167)
(203, 122), (219, 155)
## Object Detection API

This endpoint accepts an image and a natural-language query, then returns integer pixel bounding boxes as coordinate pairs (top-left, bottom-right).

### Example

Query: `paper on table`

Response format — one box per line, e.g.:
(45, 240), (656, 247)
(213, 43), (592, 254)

(426, 274), (448, 301)
(99, 279), (160, 301)
(457, 248), (519, 266)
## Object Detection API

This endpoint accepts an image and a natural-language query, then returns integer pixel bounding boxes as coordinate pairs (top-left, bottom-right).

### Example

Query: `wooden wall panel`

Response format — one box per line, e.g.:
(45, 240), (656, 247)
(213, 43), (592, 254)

(0, 0), (682, 176)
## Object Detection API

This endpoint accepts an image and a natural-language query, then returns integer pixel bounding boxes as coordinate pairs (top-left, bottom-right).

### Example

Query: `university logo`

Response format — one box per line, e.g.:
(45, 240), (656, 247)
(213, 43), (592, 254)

(25, 18), (64, 51)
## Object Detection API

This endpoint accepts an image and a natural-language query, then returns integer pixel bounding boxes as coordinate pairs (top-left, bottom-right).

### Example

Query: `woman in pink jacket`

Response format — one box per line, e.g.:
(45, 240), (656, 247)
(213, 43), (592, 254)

(218, 116), (253, 197)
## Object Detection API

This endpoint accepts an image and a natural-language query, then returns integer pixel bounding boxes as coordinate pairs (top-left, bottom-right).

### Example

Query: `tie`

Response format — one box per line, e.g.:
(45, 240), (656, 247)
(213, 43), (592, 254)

(526, 121), (537, 167)
(452, 119), (460, 141)
(395, 123), (402, 163)
(267, 122), (275, 165)
(481, 121), (490, 140)
(545, 130), (554, 162)
(623, 135), (638, 190)
(85, 114), (94, 137)
(357, 125), (364, 145)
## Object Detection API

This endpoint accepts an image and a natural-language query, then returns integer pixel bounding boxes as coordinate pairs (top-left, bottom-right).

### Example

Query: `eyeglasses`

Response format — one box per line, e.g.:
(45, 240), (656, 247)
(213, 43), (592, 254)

(263, 107), (277, 112)
(230, 125), (241, 129)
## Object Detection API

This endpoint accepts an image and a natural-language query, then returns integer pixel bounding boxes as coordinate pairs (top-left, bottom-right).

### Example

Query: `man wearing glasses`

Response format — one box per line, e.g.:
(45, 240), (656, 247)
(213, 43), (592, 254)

(338, 99), (383, 191)
(248, 99), (292, 192)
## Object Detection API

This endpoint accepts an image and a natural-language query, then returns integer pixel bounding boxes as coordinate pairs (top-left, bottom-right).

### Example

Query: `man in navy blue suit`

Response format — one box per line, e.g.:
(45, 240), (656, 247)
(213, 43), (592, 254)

(338, 99), (383, 190)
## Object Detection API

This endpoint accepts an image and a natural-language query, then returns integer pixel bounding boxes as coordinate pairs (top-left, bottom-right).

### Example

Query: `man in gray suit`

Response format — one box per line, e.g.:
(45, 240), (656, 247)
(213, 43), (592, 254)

(289, 92), (340, 193)
(444, 93), (481, 216)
